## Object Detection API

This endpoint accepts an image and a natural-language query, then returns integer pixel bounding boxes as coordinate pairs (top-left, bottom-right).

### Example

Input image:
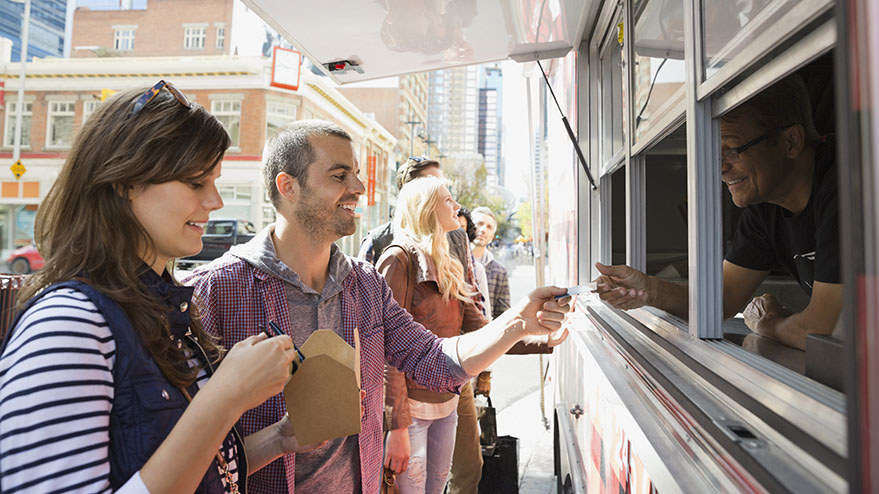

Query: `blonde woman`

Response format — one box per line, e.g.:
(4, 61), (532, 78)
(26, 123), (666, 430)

(377, 177), (488, 494)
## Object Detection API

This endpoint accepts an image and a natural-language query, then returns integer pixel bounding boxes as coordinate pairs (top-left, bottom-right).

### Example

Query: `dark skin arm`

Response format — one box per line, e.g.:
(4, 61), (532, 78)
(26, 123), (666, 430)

(593, 261), (769, 320)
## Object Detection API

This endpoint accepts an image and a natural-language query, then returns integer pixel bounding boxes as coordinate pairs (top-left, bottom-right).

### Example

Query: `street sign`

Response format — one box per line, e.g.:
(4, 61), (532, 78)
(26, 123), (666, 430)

(10, 160), (25, 180)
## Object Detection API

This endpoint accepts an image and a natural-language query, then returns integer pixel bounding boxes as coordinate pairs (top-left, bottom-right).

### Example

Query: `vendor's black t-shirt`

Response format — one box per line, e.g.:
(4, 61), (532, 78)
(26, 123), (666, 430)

(725, 137), (840, 296)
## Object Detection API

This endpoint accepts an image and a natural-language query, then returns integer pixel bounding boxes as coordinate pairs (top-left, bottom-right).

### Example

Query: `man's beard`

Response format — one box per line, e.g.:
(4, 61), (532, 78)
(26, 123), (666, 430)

(295, 186), (357, 240)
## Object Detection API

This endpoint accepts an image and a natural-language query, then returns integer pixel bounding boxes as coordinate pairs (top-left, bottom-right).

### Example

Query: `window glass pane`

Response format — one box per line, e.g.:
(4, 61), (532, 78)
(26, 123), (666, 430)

(645, 125), (688, 280)
(83, 100), (101, 123)
(14, 205), (37, 248)
(212, 100), (242, 147)
(218, 185), (235, 200)
(633, 0), (686, 142)
(114, 29), (134, 51)
(207, 221), (234, 235)
(236, 186), (252, 200)
(701, 0), (826, 79)
(611, 166), (626, 265)
(48, 102), (75, 148)
(4, 102), (32, 147)
(600, 26), (625, 165)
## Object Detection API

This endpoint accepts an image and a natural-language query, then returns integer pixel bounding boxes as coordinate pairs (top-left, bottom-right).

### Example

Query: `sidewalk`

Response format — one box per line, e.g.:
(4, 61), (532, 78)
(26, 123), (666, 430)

(495, 386), (556, 494)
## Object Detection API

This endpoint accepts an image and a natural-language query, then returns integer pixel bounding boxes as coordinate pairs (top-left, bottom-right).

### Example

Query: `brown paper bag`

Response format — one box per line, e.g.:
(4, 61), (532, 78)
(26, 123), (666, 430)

(283, 328), (361, 445)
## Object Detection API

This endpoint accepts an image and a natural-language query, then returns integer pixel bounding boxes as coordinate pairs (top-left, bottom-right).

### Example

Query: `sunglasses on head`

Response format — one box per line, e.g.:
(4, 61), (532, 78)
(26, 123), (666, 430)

(408, 156), (431, 163)
(130, 80), (193, 117)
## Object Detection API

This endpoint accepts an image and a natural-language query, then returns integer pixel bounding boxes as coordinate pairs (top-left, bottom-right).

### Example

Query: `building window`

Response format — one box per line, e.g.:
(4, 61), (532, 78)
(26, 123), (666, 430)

(265, 101), (297, 141)
(3, 101), (32, 148)
(82, 100), (101, 124)
(211, 100), (241, 148)
(114, 29), (135, 51)
(216, 25), (225, 49)
(184, 26), (207, 50)
(217, 184), (254, 220)
(46, 101), (75, 149)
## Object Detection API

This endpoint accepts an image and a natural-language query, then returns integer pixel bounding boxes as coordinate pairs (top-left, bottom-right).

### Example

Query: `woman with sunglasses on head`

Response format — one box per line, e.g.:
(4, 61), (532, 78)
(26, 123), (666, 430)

(0, 83), (321, 494)
(377, 177), (488, 494)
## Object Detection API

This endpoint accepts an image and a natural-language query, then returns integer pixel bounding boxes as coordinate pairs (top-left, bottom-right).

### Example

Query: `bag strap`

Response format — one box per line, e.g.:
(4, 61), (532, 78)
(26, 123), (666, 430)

(387, 244), (416, 311)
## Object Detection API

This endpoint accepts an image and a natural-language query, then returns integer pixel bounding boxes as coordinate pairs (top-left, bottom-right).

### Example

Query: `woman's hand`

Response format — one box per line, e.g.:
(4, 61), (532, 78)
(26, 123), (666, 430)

(209, 333), (295, 415)
(507, 286), (571, 338)
(384, 427), (411, 474)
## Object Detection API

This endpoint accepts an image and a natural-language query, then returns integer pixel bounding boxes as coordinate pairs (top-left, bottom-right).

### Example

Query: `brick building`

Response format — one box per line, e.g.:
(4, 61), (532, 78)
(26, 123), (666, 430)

(338, 72), (431, 163)
(70, 0), (242, 58)
(0, 54), (396, 259)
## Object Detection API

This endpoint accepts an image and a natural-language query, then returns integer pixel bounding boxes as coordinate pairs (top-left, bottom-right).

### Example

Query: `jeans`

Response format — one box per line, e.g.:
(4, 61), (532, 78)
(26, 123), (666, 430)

(393, 409), (459, 494)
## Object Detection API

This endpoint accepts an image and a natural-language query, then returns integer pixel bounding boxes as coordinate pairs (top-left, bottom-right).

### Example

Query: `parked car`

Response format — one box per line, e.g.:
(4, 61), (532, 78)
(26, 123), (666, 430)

(178, 219), (257, 269)
(6, 243), (45, 274)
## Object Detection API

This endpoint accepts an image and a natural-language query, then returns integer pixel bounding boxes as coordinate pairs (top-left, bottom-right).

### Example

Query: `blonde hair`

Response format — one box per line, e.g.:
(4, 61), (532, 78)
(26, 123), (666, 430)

(394, 177), (473, 303)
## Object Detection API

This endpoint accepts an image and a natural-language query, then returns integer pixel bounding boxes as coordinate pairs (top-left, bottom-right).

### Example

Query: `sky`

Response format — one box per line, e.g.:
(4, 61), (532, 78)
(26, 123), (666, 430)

(499, 59), (533, 200)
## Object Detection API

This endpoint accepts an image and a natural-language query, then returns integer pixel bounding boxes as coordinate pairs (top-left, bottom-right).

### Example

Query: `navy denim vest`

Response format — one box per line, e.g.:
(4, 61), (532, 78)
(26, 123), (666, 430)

(2, 274), (248, 493)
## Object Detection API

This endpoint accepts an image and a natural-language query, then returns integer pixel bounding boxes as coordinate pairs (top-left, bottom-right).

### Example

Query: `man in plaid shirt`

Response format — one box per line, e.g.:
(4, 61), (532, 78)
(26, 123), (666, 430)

(471, 207), (511, 319)
(185, 120), (570, 494)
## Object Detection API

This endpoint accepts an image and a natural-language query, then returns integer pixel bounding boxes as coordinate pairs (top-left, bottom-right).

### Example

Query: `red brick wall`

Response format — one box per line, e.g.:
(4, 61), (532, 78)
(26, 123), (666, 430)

(71, 0), (234, 58)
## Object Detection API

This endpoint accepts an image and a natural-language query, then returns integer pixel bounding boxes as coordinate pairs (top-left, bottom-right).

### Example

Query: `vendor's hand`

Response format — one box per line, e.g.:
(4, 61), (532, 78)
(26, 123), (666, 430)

(360, 389), (366, 419)
(210, 333), (295, 414)
(277, 413), (328, 454)
(508, 286), (571, 338)
(743, 293), (789, 335)
(475, 371), (491, 396)
(593, 263), (651, 310)
(384, 427), (411, 474)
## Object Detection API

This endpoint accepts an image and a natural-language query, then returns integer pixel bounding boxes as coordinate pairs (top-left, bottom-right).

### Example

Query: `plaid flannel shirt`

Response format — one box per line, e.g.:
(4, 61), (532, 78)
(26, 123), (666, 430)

(480, 253), (511, 319)
(185, 252), (469, 494)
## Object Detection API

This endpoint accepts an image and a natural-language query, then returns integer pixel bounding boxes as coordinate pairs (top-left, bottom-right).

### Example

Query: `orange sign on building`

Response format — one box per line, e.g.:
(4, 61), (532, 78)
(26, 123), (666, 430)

(367, 156), (376, 206)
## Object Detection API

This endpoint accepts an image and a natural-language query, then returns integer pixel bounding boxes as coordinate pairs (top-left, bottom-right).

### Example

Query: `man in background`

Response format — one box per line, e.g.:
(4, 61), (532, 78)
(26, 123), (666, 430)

(471, 207), (510, 319)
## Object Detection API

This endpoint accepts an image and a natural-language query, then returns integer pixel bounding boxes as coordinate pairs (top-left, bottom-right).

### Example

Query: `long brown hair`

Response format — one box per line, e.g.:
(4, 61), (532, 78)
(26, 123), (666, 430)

(18, 85), (230, 387)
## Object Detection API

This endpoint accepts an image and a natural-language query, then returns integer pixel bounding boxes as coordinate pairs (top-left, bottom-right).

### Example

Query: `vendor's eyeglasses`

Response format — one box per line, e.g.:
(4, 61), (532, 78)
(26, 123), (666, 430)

(722, 125), (794, 163)
(130, 80), (193, 116)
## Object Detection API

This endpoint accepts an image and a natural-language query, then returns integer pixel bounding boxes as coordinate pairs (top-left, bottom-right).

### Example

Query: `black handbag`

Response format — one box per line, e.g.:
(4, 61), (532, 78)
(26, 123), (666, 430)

(478, 435), (519, 494)
(475, 396), (498, 447)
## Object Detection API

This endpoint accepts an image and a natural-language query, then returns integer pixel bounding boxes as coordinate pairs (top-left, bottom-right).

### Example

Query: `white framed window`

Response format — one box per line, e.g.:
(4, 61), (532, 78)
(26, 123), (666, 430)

(211, 100), (241, 148)
(46, 101), (76, 149)
(82, 100), (101, 124)
(3, 101), (32, 148)
(184, 25), (207, 50)
(114, 28), (135, 51)
(265, 101), (298, 141)
(216, 24), (225, 49)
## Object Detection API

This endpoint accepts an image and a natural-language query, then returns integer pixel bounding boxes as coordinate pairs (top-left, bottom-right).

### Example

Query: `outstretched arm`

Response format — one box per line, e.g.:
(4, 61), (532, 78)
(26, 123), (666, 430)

(593, 262), (688, 318)
(453, 286), (570, 376)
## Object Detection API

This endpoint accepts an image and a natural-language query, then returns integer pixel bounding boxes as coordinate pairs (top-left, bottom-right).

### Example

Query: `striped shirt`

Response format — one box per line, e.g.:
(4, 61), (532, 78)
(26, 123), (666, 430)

(0, 288), (237, 494)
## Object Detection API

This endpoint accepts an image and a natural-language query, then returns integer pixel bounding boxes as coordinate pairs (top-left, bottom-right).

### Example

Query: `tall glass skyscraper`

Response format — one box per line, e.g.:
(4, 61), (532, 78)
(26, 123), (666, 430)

(0, 0), (68, 61)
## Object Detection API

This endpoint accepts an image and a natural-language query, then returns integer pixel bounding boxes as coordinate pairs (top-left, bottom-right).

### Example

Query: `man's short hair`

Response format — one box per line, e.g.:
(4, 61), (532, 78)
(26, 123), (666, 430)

(723, 74), (820, 144)
(395, 156), (440, 190)
(471, 206), (497, 226)
(262, 119), (352, 209)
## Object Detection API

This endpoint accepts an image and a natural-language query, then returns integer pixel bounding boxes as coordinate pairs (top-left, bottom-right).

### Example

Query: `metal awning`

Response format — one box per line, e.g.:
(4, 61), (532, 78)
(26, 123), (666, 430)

(242, 0), (596, 83)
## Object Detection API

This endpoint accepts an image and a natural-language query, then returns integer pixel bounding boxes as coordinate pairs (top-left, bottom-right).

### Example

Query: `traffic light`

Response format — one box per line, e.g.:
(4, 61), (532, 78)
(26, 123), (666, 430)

(100, 89), (117, 101)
